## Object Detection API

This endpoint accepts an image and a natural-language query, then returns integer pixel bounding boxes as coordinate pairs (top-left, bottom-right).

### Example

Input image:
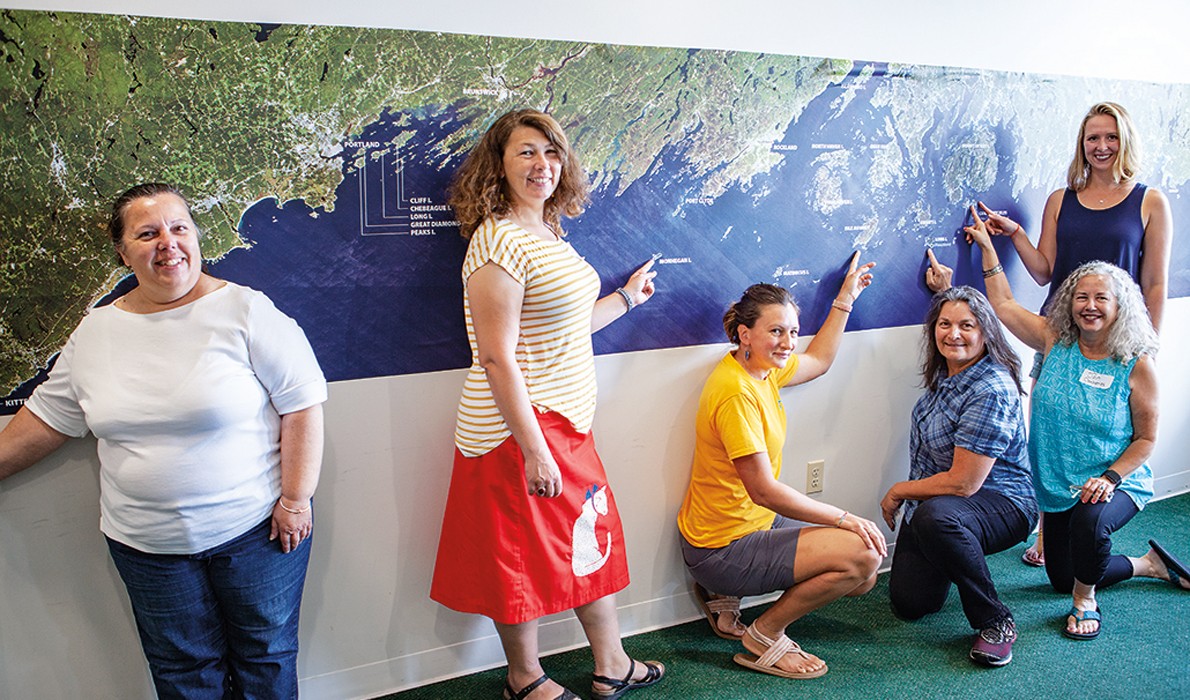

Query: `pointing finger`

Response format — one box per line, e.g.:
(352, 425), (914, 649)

(926, 248), (944, 271)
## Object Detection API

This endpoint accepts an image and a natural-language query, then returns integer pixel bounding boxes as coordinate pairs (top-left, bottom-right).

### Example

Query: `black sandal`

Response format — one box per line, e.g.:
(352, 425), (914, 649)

(502, 674), (578, 700)
(591, 659), (665, 699)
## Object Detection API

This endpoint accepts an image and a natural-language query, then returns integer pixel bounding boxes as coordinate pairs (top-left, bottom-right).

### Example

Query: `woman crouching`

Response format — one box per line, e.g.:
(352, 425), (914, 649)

(677, 255), (886, 680)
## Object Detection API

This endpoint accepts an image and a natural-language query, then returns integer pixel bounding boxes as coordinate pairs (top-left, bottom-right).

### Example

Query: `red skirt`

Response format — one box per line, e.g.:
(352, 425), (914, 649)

(430, 411), (630, 624)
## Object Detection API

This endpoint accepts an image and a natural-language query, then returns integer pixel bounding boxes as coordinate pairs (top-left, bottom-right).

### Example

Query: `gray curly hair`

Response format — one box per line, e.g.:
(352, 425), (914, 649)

(1045, 261), (1158, 361)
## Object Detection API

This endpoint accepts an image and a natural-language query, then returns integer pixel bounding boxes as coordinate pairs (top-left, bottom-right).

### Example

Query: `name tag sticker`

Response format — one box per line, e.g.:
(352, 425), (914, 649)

(1079, 368), (1114, 389)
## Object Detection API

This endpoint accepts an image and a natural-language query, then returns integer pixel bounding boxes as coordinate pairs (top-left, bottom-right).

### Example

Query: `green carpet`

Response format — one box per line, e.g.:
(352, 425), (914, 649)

(380, 494), (1190, 699)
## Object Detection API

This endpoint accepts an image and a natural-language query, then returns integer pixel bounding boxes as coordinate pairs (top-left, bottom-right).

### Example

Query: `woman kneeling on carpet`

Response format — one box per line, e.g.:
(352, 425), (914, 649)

(881, 286), (1037, 667)
(965, 208), (1189, 641)
(676, 259), (886, 680)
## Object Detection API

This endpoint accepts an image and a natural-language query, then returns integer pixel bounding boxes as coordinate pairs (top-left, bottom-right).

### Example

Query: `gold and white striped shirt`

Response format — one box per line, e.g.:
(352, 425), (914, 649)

(454, 218), (601, 457)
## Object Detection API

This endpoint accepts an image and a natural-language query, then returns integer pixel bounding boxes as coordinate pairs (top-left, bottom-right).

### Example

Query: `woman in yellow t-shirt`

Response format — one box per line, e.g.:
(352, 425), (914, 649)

(677, 256), (886, 680)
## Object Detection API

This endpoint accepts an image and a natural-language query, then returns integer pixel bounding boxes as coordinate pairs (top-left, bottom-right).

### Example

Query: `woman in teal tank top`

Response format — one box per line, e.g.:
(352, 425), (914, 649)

(963, 211), (1188, 641)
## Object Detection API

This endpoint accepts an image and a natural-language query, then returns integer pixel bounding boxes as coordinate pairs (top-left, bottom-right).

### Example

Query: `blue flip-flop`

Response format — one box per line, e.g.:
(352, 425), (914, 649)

(1149, 539), (1190, 590)
(1062, 607), (1101, 641)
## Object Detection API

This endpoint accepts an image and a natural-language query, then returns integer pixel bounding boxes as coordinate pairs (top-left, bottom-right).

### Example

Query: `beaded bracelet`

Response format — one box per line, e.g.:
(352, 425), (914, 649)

(831, 299), (853, 313)
(615, 287), (635, 312)
(835, 511), (849, 528)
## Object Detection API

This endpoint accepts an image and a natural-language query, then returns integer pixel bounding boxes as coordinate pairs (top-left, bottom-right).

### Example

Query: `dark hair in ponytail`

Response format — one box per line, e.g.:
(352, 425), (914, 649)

(722, 284), (798, 344)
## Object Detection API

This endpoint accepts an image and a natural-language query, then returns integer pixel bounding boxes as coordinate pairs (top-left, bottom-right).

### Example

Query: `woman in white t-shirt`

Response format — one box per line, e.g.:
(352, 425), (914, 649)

(0, 182), (327, 699)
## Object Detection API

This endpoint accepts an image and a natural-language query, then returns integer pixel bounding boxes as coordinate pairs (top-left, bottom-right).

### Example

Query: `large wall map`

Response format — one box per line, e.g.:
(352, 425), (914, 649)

(2, 9), (1189, 413)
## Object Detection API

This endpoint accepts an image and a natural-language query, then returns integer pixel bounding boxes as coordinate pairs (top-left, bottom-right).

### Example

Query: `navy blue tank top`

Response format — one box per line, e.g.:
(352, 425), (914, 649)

(1043, 183), (1146, 310)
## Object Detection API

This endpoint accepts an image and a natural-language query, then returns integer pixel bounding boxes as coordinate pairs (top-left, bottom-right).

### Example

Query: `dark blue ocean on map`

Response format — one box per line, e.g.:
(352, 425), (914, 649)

(4, 63), (1187, 411)
(209, 61), (1062, 381)
(210, 110), (472, 380)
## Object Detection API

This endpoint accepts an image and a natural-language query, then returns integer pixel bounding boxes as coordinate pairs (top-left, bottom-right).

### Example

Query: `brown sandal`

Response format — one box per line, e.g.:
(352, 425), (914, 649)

(693, 582), (744, 640)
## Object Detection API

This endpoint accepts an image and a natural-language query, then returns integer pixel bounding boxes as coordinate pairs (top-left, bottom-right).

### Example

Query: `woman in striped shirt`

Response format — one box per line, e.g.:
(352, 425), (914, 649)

(431, 109), (664, 700)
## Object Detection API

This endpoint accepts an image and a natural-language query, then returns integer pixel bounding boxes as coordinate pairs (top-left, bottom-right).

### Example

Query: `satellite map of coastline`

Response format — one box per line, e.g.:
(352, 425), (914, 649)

(2, 9), (1188, 414)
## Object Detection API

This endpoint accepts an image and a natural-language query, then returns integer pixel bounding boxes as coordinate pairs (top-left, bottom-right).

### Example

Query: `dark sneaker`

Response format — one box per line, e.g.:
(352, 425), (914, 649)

(970, 618), (1016, 667)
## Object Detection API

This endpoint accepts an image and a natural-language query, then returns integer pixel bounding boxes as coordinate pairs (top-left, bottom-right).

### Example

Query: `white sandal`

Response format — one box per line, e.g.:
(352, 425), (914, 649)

(732, 623), (828, 679)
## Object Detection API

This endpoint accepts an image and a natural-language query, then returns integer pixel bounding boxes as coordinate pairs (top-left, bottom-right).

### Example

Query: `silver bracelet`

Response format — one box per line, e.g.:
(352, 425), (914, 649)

(835, 511), (849, 528)
(278, 497), (311, 515)
(615, 287), (635, 312)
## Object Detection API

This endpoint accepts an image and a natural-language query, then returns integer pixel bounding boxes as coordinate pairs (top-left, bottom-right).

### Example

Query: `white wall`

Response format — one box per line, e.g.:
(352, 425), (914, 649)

(2, 1), (1188, 698)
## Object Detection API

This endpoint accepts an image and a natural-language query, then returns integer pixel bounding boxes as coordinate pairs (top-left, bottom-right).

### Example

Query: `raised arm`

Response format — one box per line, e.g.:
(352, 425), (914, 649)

(789, 252), (874, 386)
(1139, 188), (1172, 331)
(468, 261), (563, 497)
(591, 257), (657, 333)
(734, 451), (886, 555)
(964, 206), (1052, 352)
(0, 408), (70, 481)
(978, 197), (1058, 287)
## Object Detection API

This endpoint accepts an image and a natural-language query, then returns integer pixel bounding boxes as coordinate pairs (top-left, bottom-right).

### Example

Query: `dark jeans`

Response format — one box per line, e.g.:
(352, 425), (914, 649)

(889, 489), (1034, 630)
(1043, 494), (1139, 593)
(106, 517), (311, 700)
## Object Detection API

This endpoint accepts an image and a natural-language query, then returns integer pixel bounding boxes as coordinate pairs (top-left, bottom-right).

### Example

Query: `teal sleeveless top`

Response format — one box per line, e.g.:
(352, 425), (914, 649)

(1029, 342), (1152, 513)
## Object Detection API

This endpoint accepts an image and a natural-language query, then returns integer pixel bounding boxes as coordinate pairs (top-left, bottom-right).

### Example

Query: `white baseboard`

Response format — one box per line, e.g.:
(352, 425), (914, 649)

(1154, 470), (1190, 500)
(298, 590), (710, 699)
(299, 550), (895, 699)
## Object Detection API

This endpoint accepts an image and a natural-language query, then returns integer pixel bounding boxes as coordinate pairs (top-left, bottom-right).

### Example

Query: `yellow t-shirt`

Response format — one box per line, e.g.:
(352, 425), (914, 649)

(454, 217), (601, 457)
(676, 351), (799, 549)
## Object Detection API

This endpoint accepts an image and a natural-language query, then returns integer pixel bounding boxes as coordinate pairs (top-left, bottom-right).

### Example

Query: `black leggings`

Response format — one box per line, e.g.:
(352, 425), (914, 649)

(1043, 495), (1139, 593)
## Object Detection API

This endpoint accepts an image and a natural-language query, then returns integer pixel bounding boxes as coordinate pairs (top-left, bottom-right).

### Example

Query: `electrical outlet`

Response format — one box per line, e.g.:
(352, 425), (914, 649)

(806, 459), (825, 494)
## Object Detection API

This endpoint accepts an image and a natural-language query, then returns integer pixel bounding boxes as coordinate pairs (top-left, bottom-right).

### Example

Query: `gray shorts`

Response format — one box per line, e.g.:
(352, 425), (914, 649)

(681, 515), (804, 597)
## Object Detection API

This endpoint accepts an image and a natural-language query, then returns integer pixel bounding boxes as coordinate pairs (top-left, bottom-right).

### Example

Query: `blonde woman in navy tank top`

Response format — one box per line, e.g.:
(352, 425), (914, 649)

(965, 102), (1170, 329)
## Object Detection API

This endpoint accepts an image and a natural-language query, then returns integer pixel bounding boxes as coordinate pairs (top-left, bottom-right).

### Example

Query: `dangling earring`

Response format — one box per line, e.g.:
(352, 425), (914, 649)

(744, 348), (751, 361)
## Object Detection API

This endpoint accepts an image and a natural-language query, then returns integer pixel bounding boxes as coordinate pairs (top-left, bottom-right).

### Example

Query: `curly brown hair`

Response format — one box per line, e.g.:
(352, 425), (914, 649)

(447, 109), (589, 239)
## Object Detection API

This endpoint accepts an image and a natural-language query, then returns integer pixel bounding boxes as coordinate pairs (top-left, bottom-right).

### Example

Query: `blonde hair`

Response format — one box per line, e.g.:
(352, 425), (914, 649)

(447, 109), (589, 239)
(1066, 102), (1141, 190)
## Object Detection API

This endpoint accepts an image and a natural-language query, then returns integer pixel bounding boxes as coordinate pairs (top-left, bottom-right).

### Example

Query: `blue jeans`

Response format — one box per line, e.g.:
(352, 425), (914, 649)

(106, 517), (311, 700)
(889, 489), (1035, 629)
